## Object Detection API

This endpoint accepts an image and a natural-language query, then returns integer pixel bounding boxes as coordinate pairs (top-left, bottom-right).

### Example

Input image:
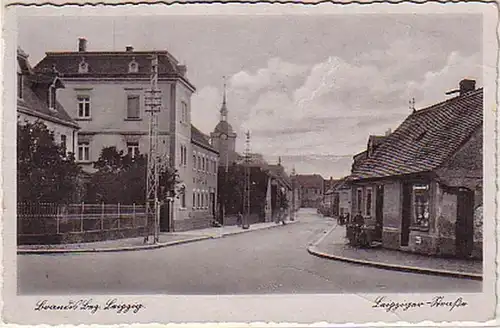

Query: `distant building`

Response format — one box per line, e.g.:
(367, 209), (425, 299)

(188, 125), (219, 230)
(17, 47), (80, 156)
(349, 80), (483, 259)
(35, 39), (213, 231)
(295, 174), (325, 208)
(210, 86), (239, 168)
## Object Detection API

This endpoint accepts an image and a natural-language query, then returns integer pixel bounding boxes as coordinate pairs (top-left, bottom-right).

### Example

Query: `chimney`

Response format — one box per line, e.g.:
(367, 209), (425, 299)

(459, 79), (476, 95)
(126, 46), (134, 52)
(385, 128), (392, 136)
(177, 64), (187, 77)
(78, 38), (87, 52)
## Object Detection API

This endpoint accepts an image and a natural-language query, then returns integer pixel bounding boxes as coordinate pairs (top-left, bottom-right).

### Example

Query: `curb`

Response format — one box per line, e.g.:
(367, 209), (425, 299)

(17, 220), (299, 254)
(17, 236), (213, 255)
(308, 224), (482, 281)
(307, 246), (483, 281)
(218, 219), (300, 238)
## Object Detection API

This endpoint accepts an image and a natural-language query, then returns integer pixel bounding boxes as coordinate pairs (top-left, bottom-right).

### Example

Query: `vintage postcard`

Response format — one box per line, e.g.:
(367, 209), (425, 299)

(1, 1), (498, 325)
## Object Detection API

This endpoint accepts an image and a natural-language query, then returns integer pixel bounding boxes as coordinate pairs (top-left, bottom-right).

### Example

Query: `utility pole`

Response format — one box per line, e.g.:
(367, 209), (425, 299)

(243, 131), (251, 229)
(291, 167), (296, 221)
(144, 55), (162, 244)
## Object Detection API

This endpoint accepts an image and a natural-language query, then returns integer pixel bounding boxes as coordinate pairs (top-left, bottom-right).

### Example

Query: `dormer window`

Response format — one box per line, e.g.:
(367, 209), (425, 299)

(78, 58), (89, 73)
(48, 86), (57, 111)
(128, 59), (139, 73)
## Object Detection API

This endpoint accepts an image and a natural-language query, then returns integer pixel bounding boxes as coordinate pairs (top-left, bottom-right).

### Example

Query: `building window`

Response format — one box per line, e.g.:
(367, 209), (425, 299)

(202, 157), (206, 172)
(60, 135), (67, 155)
(192, 192), (196, 209)
(412, 184), (430, 228)
(197, 193), (201, 209)
(198, 156), (201, 171)
(180, 101), (188, 123)
(193, 153), (196, 170)
(180, 145), (187, 166)
(77, 142), (90, 162)
(127, 95), (140, 119)
(77, 95), (91, 118)
(78, 59), (89, 73)
(365, 188), (373, 217)
(356, 188), (363, 215)
(17, 73), (23, 99)
(127, 142), (139, 158)
(180, 187), (186, 208)
(128, 60), (139, 73)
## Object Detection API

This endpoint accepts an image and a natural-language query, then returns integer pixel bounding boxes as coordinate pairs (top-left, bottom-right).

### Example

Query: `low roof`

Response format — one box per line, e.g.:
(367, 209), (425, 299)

(350, 88), (483, 180)
(295, 174), (325, 188)
(17, 50), (78, 129)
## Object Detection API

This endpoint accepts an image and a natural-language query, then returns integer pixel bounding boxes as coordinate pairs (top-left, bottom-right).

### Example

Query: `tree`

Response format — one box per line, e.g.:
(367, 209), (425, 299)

(17, 120), (81, 203)
(85, 146), (180, 204)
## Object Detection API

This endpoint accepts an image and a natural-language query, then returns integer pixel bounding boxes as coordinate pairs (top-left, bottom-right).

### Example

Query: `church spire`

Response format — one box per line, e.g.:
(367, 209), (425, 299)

(220, 76), (228, 122)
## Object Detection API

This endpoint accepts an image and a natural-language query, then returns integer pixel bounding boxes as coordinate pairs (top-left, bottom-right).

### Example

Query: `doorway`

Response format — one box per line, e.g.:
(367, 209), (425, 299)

(210, 192), (216, 220)
(374, 185), (384, 242)
(159, 201), (171, 232)
(456, 188), (474, 258)
(401, 183), (411, 247)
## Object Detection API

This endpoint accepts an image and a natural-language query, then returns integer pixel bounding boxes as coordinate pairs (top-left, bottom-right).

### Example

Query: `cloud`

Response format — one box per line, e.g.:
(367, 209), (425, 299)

(190, 85), (221, 135)
(192, 46), (482, 178)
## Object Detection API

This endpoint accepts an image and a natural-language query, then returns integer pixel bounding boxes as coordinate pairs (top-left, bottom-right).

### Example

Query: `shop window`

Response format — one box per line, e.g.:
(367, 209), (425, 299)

(356, 188), (363, 215)
(412, 184), (430, 228)
(365, 187), (372, 217)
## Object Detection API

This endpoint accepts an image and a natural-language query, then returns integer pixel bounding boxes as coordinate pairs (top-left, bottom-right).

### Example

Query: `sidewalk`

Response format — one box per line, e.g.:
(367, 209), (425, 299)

(308, 225), (483, 280)
(18, 219), (298, 254)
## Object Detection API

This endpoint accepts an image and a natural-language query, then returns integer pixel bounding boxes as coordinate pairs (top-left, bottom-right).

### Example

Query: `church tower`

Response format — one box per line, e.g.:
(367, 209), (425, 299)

(211, 78), (237, 169)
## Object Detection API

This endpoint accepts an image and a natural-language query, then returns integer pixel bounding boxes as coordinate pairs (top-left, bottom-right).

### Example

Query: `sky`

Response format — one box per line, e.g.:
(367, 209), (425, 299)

(17, 12), (483, 179)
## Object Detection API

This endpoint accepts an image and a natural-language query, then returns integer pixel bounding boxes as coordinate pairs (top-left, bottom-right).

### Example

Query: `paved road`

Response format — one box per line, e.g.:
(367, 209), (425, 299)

(18, 209), (481, 295)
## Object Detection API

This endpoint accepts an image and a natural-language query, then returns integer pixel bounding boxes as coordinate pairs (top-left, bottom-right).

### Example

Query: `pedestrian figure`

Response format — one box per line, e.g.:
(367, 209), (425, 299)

(236, 212), (242, 226)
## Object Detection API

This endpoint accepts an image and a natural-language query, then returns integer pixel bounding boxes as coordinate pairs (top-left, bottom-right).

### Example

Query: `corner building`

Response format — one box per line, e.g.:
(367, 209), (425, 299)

(35, 38), (213, 231)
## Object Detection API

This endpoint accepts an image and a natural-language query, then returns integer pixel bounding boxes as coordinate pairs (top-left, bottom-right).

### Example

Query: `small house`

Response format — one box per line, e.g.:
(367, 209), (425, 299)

(348, 80), (483, 259)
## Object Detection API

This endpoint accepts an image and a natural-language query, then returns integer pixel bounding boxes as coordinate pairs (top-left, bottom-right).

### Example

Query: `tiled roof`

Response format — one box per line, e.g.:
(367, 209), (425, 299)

(17, 52), (78, 128)
(191, 125), (218, 154)
(350, 88), (483, 180)
(267, 164), (292, 189)
(34, 51), (195, 90)
(295, 174), (325, 188)
(324, 179), (345, 194)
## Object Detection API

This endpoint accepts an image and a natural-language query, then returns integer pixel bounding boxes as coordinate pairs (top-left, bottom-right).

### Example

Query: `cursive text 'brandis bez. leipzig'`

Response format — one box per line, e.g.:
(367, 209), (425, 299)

(373, 296), (468, 313)
(34, 299), (145, 314)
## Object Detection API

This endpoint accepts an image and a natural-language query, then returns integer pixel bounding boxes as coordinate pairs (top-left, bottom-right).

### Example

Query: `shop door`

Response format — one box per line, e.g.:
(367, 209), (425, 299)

(456, 188), (474, 258)
(401, 183), (411, 247)
(374, 185), (384, 242)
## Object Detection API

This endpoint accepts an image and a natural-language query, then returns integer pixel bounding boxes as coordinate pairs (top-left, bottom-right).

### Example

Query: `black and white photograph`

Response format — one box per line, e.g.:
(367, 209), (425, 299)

(2, 2), (498, 325)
